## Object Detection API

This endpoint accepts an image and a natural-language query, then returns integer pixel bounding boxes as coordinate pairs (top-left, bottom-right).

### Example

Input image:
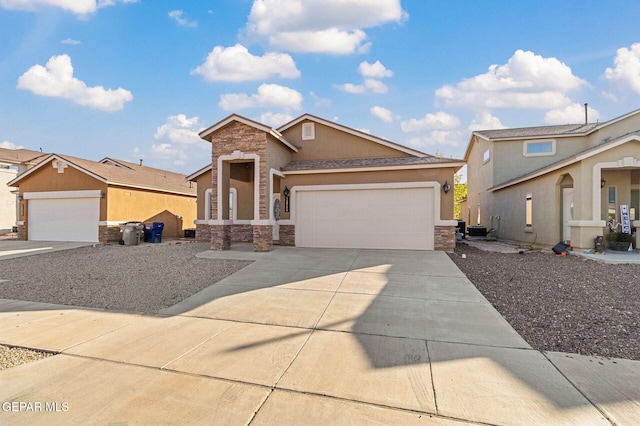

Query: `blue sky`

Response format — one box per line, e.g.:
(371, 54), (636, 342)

(2, 0), (640, 176)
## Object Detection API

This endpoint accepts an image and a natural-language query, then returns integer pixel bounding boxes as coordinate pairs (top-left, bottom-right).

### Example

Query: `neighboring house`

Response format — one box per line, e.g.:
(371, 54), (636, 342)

(0, 147), (47, 233)
(189, 113), (464, 252)
(8, 154), (197, 242)
(464, 109), (640, 250)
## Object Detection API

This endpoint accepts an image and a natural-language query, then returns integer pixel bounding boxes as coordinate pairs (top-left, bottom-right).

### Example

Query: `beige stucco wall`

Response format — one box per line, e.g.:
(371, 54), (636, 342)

(279, 167), (456, 221)
(106, 186), (196, 238)
(281, 120), (407, 161)
(193, 170), (212, 220)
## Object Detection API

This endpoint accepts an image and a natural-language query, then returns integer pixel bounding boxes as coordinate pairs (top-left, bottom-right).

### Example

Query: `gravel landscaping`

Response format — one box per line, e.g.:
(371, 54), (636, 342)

(0, 242), (252, 315)
(448, 242), (640, 361)
(0, 344), (53, 370)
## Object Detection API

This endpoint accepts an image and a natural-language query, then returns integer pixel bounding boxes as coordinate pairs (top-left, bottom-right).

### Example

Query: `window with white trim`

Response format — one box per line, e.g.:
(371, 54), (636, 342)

(608, 185), (617, 222)
(204, 188), (213, 220)
(523, 139), (556, 157)
(525, 193), (533, 227)
(483, 149), (490, 163)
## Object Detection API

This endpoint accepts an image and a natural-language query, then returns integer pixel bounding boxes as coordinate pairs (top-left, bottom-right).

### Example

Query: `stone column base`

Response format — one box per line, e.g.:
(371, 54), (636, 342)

(195, 223), (211, 242)
(211, 225), (231, 250)
(279, 225), (295, 246)
(17, 223), (27, 241)
(252, 225), (273, 252)
(434, 225), (456, 251)
(99, 225), (122, 243)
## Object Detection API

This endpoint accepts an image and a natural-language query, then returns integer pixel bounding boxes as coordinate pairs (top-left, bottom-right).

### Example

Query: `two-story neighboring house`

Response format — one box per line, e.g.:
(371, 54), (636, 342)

(0, 147), (47, 233)
(464, 109), (640, 250)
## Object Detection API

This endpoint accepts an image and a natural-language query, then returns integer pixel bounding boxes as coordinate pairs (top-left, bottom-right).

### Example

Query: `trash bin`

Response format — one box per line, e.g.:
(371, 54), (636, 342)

(456, 220), (466, 239)
(148, 222), (164, 243)
(120, 222), (144, 246)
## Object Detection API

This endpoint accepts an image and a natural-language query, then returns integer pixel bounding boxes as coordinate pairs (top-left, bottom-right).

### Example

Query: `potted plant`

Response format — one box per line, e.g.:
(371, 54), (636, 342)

(605, 231), (634, 251)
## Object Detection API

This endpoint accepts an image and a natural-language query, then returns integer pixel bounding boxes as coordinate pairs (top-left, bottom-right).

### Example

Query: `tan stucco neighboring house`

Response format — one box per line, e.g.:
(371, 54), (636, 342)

(0, 147), (47, 233)
(8, 154), (197, 242)
(464, 108), (640, 250)
(189, 113), (464, 252)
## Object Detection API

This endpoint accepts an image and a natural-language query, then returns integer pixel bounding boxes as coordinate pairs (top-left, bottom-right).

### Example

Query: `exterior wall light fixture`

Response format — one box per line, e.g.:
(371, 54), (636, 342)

(442, 180), (451, 194)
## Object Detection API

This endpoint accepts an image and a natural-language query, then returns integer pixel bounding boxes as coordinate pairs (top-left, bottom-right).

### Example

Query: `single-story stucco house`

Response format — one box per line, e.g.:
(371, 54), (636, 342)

(8, 154), (197, 242)
(464, 108), (640, 250)
(188, 113), (464, 252)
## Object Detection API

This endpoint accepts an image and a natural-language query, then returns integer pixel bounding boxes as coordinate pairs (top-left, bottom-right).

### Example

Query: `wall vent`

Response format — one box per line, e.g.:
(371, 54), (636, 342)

(302, 122), (315, 140)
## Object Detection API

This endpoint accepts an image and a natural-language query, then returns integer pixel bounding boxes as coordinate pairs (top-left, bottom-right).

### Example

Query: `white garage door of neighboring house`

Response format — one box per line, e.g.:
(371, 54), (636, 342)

(27, 192), (100, 242)
(295, 185), (435, 250)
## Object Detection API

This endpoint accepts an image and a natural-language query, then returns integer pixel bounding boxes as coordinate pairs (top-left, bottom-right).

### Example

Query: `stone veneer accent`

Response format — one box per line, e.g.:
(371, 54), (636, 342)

(230, 224), (253, 242)
(17, 223), (26, 241)
(434, 225), (456, 251)
(210, 122), (269, 221)
(252, 225), (273, 252)
(99, 225), (122, 243)
(195, 223), (211, 242)
(211, 225), (231, 250)
(278, 224), (295, 246)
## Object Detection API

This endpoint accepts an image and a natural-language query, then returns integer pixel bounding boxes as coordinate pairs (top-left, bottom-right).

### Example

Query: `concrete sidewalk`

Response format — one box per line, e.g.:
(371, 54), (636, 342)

(0, 246), (638, 424)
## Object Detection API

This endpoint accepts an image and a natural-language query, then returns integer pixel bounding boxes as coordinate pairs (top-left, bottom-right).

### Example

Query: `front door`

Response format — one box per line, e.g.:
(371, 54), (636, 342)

(562, 187), (574, 242)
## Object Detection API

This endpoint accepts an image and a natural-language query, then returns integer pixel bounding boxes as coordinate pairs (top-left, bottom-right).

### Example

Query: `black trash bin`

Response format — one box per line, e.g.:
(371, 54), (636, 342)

(456, 220), (466, 239)
(149, 222), (164, 243)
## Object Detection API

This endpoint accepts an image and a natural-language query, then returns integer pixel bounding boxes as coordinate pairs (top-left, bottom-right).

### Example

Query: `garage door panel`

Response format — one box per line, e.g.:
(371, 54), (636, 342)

(29, 198), (100, 242)
(296, 187), (435, 250)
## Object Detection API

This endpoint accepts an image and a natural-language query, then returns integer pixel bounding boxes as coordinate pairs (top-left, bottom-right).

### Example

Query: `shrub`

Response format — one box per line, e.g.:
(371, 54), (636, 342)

(605, 231), (634, 243)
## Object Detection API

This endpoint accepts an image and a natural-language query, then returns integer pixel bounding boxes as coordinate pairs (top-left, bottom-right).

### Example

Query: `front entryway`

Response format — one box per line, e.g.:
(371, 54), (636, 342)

(562, 187), (574, 242)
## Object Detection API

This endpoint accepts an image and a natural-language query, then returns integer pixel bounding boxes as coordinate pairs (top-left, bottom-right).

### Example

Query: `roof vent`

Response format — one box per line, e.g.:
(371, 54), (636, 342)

(302, 122), (315, 140)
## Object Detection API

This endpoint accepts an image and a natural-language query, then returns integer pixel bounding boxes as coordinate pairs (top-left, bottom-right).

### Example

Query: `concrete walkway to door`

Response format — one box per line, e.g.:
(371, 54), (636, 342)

(0, 245), (638, 424)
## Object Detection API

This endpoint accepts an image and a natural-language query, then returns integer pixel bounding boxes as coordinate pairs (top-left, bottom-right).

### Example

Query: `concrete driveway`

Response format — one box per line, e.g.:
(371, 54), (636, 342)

(0, 240), (94, 260)
(0, 245), (638, 424)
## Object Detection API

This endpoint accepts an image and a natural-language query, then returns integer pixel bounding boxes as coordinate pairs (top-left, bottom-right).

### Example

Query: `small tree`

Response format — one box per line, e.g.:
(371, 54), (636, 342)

(453, 173), (467, 220)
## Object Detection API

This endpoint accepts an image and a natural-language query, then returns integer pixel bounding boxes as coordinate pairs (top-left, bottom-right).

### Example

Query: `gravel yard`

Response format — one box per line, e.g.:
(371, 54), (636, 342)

(448, 243), (640, 361)
(0, 242), (252, 315)
(0, 344), (53, 370)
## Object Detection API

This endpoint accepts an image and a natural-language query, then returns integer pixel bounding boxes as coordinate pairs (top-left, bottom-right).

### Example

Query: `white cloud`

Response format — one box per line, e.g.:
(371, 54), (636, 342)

(359, 60), (393, 78)
(245, 0), (406, 54)
(0, 140), (24, 149)
(151, 143), (187, 166)
(370, 106), (394, 122)
(168, 9), (197, 27)
(435, 50), (586, 110)
(154, 114), (205, 145)
(0, 0), (137, 15)
(467, 111), (506, 131)
(335, 78), (388, 94)
(192, 44), (300, 82)
(17, 54), (132, 111)
(401, 111), (461, 132)
(61, 38), (81, 45)
(219, 83), (303, 111)
(406, 130), (466, 152)
(604, 42), (640, 95)
(544, 103), (601, 124)
(260, 112), (293, 127)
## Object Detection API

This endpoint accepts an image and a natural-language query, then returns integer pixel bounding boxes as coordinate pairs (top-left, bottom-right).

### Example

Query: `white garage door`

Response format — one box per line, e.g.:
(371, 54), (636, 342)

(295, 185), (435, 250)
(29, 197), (100, 242)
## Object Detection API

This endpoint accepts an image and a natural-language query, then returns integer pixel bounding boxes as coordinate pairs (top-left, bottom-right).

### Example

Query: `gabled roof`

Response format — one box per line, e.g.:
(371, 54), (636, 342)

(186, 163), (212, 182)
(489, 131), (640, 192)
(199, 114), (298, 153)
(278, 113), (428, 157)
(282, 156), (464, 173)
(8, 154), (196, 196)
(465, 108), (640, 160)
(474, 123), (598, 141)
(0, 147), (48, 166)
